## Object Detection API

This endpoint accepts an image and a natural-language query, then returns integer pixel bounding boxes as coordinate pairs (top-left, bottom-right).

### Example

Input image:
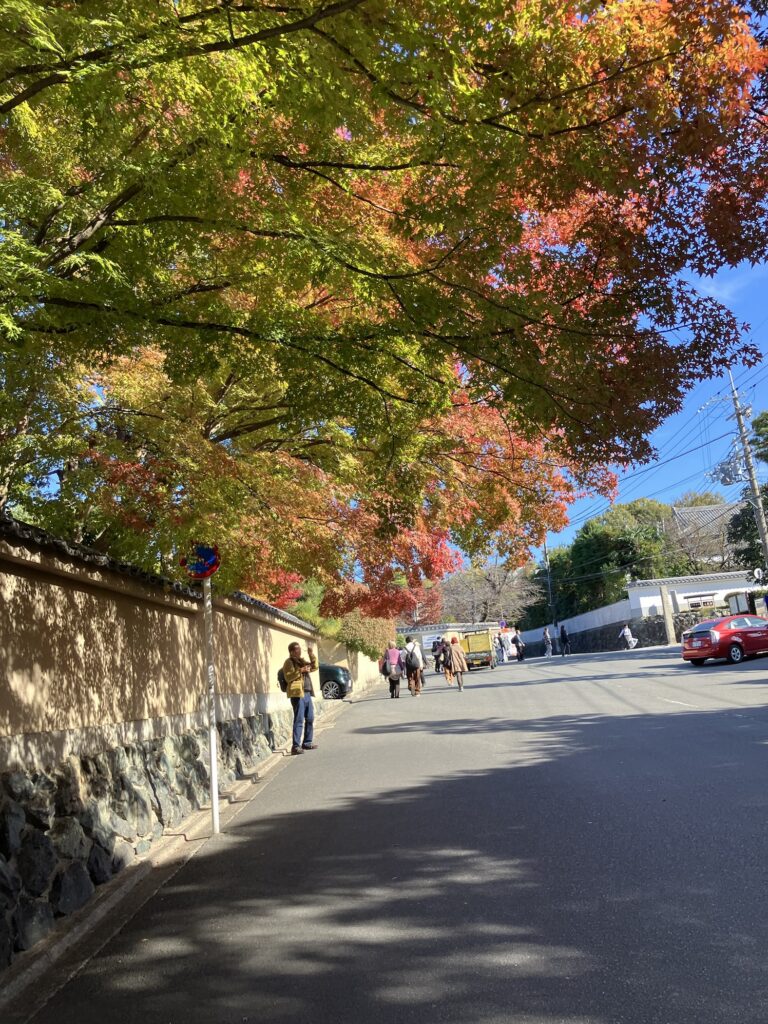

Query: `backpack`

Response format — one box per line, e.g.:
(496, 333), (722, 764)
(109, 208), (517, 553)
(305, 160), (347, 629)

(405, 647), (420, 672)
(277, 667), (288, 693)
(387, 656), (402, 680)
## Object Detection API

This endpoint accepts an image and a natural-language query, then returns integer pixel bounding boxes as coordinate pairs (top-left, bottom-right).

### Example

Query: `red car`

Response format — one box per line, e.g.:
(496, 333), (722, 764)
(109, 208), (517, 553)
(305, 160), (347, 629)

(681, 614), (768, 666)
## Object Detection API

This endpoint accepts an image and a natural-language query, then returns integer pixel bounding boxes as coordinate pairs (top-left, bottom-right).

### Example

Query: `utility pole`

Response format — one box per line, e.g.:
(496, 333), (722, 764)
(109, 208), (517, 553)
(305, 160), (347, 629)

(728, 369), (768, 568)
(542, 539), (556, 627)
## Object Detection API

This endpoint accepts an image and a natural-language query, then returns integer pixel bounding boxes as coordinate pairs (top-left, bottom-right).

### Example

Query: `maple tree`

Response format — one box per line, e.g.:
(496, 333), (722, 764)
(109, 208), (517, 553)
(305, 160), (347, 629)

(1, 2), (767, 607)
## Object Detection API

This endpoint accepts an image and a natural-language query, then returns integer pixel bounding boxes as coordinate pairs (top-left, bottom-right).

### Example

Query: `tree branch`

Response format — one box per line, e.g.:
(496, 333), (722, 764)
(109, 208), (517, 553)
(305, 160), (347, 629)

(0, 0), (371, 113)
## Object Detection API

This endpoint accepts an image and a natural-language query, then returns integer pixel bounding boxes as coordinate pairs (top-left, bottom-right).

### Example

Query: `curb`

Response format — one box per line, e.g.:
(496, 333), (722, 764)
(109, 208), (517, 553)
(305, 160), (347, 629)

(0, 695), (353, 1020)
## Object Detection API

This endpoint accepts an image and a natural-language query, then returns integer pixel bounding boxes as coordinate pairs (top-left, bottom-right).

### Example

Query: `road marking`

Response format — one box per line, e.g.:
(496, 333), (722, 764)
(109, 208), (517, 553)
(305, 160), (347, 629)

(659, 697), (701, 708)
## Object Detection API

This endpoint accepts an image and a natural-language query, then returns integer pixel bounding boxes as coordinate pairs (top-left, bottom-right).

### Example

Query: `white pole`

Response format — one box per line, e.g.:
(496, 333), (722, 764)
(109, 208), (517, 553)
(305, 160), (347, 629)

(202, 576), (220, 835)
(728, 369), (768, 567)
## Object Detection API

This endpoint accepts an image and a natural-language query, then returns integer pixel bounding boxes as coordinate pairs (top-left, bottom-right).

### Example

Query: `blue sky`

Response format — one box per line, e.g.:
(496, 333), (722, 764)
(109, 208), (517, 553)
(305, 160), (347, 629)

(539, 261), (768, 556)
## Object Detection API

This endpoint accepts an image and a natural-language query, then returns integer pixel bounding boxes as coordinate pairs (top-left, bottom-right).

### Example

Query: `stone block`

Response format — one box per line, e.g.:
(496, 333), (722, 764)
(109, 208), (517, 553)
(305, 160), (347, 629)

(0, 855), (21, 912)
(111, 838), (135, 874)
(123, 783), (155, 838)
(148, 776), (176, 827)
(110, 812), (138, 843)
(13, 897), (55, 951)
(3, 771), (34, 803)
(48, 816), (92, 861)
(0, 799), (26, 859)
(25, 773), (56, 830)
(107, 746), (129, 781)
(17, 829), (58, 898)
(78, 800), (114, 852)
(50, 862), (95, 917)
(178, 734), (201, 761)
(54, 757), (87, 817)
(86, 843), (113, 886)
(81, 754), (112, 800)
(26, 801), (55, 831)
(0, 913), (13, 968)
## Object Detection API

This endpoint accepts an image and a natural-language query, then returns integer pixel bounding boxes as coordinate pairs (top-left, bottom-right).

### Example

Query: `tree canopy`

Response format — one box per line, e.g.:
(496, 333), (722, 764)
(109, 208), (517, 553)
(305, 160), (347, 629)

(1, 2), (766, 609)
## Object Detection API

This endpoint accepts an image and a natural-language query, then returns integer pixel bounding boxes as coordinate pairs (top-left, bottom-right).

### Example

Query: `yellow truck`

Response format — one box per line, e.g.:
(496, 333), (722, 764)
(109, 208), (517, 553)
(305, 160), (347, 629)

(461, 629), (498, 669)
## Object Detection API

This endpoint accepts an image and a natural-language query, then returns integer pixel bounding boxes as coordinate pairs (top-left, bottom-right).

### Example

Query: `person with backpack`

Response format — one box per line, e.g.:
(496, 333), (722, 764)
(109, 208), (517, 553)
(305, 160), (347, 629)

(440, 637), (454, 685)
(280, 641), (318, 755)
(511, 628), (525, 662)
(404, 635), (425, 695)
(432, 636), (444, 674)
(495, 634), (505, 664)
(383, 642), (405, 698)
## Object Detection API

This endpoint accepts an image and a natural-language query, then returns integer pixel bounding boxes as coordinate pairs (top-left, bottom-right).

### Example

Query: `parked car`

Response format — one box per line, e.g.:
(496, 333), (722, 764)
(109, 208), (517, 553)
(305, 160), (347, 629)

(319, 663), (353, 699)
(681, 614), (768, 666)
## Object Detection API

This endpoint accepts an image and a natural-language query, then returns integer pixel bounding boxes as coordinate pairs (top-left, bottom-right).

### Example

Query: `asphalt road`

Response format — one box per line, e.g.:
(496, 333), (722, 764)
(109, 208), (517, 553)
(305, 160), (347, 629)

(13, 648), (768, 1024)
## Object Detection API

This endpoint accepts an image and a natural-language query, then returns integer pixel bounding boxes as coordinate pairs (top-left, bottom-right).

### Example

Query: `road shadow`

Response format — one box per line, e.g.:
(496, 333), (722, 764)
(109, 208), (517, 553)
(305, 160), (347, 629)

(19, 699), (768, 1024)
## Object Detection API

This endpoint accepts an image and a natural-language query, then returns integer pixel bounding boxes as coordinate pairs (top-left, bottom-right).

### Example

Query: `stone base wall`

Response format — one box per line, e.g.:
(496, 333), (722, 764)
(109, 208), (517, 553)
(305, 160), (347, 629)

(0, 706), (302, 971)
(523, 613), (708, 658)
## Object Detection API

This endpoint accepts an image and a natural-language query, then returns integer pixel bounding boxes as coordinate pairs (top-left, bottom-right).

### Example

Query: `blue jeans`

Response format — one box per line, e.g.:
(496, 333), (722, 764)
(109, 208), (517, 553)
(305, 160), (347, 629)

(291, 695), (314, 748)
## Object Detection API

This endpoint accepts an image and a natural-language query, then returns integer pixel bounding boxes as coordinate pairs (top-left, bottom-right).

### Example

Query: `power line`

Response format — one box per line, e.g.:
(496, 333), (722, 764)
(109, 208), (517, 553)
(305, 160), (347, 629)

(565, 431), (734, 528)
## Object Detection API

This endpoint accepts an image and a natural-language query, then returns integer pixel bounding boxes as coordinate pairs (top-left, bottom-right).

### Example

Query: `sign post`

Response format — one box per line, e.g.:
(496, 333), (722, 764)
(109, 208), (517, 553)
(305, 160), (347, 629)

(181, 543), (221, 835)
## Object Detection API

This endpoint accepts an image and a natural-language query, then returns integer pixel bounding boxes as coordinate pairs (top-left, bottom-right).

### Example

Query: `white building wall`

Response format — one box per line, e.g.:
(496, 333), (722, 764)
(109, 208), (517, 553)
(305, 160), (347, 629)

(520, 599), (631, 644)
(627, 571), (753, 617)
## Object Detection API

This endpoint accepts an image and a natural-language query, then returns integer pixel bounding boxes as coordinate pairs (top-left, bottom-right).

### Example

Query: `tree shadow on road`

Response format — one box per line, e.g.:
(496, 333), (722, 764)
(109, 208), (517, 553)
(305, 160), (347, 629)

(20, 699), (768, 1024)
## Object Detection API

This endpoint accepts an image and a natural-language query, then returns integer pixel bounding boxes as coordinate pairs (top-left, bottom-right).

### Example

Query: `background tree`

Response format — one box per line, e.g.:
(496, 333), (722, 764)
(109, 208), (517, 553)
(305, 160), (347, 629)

(674, 491), (727, 508)
(752, 411), (768, 466)
(518, 494), (734, 626)
(666, 490), (741, 572)
(289, 579), (394, 659)
(727, 485), (768, 567)
(440, 560), (542, 625)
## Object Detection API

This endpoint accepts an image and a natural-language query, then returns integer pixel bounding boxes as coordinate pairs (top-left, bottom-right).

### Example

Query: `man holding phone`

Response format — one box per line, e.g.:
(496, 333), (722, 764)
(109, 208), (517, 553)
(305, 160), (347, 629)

(282, 640), (319, 755)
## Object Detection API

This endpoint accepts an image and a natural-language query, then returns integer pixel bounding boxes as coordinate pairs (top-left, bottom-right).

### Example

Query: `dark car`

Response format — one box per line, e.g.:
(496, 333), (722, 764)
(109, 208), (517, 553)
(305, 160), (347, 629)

(319, 663), (353, 699)
(681, 614), (768, 666)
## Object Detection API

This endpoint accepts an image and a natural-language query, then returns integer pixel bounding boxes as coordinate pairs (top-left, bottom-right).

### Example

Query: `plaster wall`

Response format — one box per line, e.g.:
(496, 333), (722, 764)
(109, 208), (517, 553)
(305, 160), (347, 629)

(0, 539), (316, 770)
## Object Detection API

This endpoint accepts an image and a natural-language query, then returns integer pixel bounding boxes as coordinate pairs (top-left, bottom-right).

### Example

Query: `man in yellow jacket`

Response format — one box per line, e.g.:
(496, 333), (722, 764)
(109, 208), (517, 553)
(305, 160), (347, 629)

(282, 641), (318, 755)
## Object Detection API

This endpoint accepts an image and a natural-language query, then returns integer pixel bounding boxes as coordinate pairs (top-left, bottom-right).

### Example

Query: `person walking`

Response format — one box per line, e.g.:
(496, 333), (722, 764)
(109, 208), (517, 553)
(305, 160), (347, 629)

(543, 626), (553, 658)
(441, 636), (456, 686)
(501, 631), (514, 663)
(618, 624), (637, 650)
(449, 636), (469, 691)
(495, 634), (505, 664)
(560, 624), (571, 656)
(282, 641), (318, 755)
(404, 635), (425, 696)
(383, 642), (405, 697)
(512, 628), (525, 662)
(432, 636), (445, 674)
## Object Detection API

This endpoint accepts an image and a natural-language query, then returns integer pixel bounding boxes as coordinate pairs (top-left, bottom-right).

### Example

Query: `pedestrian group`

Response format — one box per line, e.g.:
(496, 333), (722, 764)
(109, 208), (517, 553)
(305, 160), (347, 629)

(280, 621), (638, 754)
